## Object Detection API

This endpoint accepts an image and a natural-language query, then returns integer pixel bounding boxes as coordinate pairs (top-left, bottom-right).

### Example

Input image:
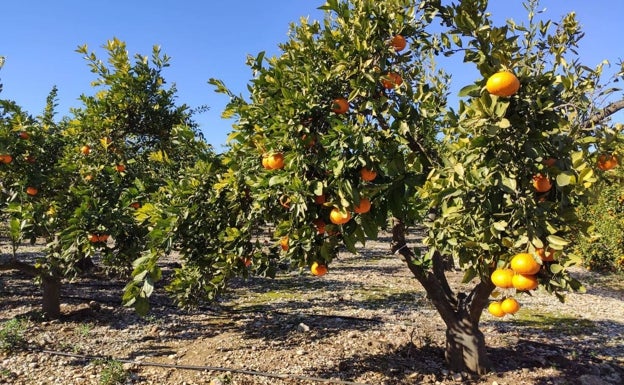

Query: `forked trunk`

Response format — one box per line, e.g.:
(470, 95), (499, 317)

(41, 275), (61, 319)
(391, 217), (494, 374)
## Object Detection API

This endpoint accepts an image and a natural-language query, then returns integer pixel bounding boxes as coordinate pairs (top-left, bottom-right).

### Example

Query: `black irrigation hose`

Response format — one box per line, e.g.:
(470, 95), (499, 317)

(37, 349), (371, 385)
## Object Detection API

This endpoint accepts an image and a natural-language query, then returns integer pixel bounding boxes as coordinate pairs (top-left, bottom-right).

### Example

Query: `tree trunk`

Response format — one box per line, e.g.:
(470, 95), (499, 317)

(391, 217), (494, 374)
(445, 308), (491, 374)
(1, 254), (63, 319)
(41, 275), (61, 319)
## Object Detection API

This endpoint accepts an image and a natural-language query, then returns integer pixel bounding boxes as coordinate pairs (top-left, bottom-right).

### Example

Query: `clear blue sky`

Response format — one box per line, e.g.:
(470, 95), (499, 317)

(2, 1), (622, 150)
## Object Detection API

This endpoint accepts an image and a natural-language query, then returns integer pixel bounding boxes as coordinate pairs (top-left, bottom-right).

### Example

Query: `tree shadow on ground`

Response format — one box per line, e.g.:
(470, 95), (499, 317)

(310, 321), (624, 385)
(313, 342), (447, 385)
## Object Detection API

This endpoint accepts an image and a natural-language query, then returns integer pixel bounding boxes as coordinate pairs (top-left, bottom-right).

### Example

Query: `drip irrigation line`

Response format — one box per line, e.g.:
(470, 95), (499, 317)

(37, 349), (371, 385)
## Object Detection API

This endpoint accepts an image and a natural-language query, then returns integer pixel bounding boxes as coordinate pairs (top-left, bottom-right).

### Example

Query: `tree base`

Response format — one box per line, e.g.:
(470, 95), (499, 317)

(445, 317), (492, 375)
(42, 276), (61, 319)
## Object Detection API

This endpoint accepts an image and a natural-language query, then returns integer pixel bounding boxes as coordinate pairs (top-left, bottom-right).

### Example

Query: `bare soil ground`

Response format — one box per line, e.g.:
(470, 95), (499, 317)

(1, 234), (623, 385)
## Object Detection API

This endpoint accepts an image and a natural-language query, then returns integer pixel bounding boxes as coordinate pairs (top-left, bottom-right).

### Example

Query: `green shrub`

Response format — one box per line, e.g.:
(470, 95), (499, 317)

(576, 161), (624, 272)
(97, 359), (129, 385)
(0, 318), (26, 353)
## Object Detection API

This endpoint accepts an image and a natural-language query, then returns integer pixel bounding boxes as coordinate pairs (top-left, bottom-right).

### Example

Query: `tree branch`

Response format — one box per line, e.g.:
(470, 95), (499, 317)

(466, 279), (495, 324)
(583, 98), (624, 128)
(390, 218), (458, 326)
(0, 254), (39, 276)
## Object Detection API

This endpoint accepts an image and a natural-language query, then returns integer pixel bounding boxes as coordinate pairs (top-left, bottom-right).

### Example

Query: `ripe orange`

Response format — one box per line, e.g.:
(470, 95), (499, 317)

(241, 257), (253, 267)
(532, 174), (552, 193)
(314, 194), (326, 205)
(280, 236), (289, 251)
(84, 174), (94, 182)
(512, 273), (539, 291)
(510, 253), (541, 275)
(381, 72), (403, 89)
(543, 158), (557, 167)
(129, 202), (141, 209)
(311, 262), (328, 276)
(88, 234), (100, 243)
(18, 131), (30, 140)
(501, 297), (521, 314)
(360, 167), (377, 182)
(329, 207), (352, 225)
(488, 301), (505, 317)
(26, 186), (38, 196)
(486, 71), (520, 97)
(353, 197), (371, 214)
(116, 164), (126, 172)
(332, 98), (349, 114)
(536, 247), (555, 262)
(490, 268), (515, 289)
(98, 234), (110, 242)
(313, 218), (326, 234)
(0, 154), (13, 164)
(390, 34), (407, 52)
(266, 153), (285, 170)
(81, 145), (91, 155)
(597, 154), (618, 171)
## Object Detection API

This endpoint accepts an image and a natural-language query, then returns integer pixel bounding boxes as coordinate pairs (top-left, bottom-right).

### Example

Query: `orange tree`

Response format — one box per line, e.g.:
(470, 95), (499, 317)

(126, 0), (623, 374)
(575, 141), (624, 271)
(0, 40), (209, 318)
(0, 86), (69, 317)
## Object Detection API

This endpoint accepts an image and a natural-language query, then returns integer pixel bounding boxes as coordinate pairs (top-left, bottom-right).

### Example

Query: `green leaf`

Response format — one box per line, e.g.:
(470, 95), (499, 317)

(142, 278), (154, 297)
(342, 231), (357, 254)
(310, 181), (324, 196)
(360, 215), (379, 239)
(547, 235), (569, 247)
(461, 267), (477, 283)
(269, 175), (287, 186)
(556, 172), (576, 187)
(549, 264), (564, 274)
(458, 84), (481, 97)
(134, 297), (150, 316)
(492, 220), (508, 231)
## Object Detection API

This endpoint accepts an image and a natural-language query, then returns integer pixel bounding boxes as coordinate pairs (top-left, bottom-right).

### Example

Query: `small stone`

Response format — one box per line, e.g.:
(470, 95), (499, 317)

(297, 323), (310, 332)
(452, 372), (463, 382)
(296, 349), (306, 355)
(88, 301), (101, 311)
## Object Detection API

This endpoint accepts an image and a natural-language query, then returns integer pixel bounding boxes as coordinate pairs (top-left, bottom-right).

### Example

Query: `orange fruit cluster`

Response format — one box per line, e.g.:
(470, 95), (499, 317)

(488, 297), (521, 317)
(489, 253), (543, 318)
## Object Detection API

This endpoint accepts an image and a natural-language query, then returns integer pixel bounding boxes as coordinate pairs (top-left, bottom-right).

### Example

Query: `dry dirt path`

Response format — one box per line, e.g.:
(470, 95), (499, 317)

(1, 235), (623, 385)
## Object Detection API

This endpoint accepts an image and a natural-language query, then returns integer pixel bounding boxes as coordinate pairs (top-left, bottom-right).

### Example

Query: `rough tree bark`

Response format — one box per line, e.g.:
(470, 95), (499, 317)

(41, 275), (61, 319)
(0, 254), (62, 319)
(391, 218), (495, 374)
